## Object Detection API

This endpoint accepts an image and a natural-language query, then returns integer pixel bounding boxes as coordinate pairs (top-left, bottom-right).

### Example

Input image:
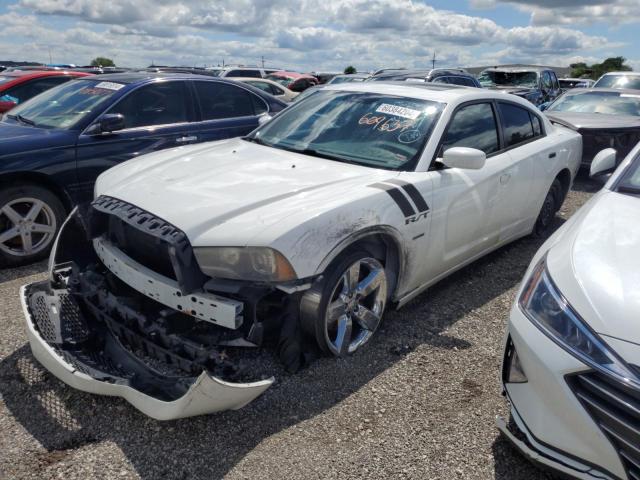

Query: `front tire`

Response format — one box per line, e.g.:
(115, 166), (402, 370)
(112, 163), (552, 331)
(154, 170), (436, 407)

(300, 251), (388, 357)
(0, 184), (65, 267)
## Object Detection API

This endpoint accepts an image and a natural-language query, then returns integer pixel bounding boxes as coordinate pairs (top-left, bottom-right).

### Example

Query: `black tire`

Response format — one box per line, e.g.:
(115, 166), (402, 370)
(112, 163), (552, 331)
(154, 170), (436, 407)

(300, 250), (388, 357)
(532, 179), (562, 238)
(0, 184), (66, 267)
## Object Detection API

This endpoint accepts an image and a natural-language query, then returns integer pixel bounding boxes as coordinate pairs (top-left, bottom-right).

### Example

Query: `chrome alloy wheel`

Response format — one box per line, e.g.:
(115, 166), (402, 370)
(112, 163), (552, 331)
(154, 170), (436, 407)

(324, 257), (387, 356)
(0, 197), (57, 257)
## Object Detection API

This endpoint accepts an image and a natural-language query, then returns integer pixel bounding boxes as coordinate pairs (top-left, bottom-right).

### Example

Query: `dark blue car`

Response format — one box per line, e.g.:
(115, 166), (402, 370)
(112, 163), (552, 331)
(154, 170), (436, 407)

(0, 72), (287, 266)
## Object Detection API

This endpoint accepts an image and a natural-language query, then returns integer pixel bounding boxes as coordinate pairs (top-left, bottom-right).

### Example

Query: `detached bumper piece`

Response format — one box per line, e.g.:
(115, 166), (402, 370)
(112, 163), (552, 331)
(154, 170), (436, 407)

(21, 277), (273, 421)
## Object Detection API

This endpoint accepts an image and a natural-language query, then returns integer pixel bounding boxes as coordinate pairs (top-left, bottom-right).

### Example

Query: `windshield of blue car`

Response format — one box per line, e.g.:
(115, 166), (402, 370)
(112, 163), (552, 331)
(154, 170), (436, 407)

(548, 91), (640, 116)
(247, 90), (444, 170)
(4, 79), (121, 129)
(594, 75), (640, 90)
(478, 71), (538, 88)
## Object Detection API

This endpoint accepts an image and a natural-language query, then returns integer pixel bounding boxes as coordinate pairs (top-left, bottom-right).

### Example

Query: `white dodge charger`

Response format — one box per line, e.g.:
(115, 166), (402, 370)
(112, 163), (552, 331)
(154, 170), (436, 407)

(22, 82), (582, 419)
(498, 146), (640, 480)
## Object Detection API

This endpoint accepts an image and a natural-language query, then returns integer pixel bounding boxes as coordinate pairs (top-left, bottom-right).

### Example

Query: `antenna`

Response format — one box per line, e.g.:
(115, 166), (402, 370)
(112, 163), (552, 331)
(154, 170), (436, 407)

(432, 51), (436, 70)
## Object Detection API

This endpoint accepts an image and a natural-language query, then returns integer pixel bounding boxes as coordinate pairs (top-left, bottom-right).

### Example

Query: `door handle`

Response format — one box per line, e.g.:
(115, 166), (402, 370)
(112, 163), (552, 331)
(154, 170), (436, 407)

(500, 173), (511, 185)
(548, 152), (557, 159)
(176, 135), (198, 144)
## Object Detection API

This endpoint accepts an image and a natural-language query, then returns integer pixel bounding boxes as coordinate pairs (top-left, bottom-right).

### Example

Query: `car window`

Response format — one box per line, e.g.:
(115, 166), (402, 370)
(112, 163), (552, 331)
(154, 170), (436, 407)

(442, 102), (499, 155)
(498, 103), (537, 147)
(270, 84), (284, 95)
(541, 72), (553, 90)
(246, 81), (272, 93)
(227, 69), (261, 78)
(110, 81), (189, 129)
(550, 71), (559, 90)
(5, 76), (72, 103)
(195, 81), (258, 119)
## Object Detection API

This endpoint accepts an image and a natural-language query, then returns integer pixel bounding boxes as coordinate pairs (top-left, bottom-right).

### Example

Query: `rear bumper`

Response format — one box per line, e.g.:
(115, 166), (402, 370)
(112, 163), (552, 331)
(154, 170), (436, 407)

(21, 281), (273, 420)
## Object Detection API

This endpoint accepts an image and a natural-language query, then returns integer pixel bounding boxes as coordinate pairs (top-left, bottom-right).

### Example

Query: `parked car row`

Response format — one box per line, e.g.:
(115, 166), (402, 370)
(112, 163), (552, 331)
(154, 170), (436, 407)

(2, 62), (639, 480)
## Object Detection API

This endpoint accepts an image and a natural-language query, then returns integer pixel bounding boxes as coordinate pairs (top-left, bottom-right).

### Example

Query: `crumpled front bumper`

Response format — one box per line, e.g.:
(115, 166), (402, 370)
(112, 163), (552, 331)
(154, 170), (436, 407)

(21, 282), (273, 420)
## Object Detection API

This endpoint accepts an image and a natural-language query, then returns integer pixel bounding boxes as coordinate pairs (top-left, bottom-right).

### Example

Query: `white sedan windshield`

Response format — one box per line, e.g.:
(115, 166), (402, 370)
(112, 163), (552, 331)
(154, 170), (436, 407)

(248, 90), (444, 170)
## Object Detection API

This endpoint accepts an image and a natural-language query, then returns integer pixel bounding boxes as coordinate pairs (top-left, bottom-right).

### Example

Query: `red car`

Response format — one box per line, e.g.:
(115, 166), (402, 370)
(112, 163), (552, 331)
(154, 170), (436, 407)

(0, 70), (92, 113)
(266, 71), (318, 92)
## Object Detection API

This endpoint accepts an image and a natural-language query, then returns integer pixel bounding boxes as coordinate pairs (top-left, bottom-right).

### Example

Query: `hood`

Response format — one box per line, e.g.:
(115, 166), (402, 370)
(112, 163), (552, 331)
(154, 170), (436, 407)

(547, 190), (640, 345)
(96, 138), (385, 246)
(545, 111), (640, 131)
(0, 120), (77, 156)
(487, 86), (536, 97)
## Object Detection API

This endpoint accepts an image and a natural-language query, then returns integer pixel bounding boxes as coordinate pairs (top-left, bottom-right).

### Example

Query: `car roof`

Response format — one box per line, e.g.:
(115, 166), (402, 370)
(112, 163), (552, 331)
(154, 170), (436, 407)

(320, 81), (519, 103)
(1, 70), (90, 79)
(482, 66), (549, 73)
(73, 71), (226, 84)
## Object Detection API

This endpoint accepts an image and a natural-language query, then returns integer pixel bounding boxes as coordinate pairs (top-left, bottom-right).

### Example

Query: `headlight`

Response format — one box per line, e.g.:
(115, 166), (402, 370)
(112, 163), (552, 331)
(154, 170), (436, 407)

(519, 256), (638, 386)
(193, 247), (297, 282)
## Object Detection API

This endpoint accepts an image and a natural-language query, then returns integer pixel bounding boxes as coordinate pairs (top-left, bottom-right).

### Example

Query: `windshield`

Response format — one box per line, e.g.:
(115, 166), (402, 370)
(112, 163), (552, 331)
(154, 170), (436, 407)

(5, 79), (121, 129)
(617, 155), (640, 194)
(478, 71), (538, 88)
(594, 75), (640, 90)
(267, 75), (294, 87)
(328, 76), (364, 84)
(247, 90), (444, 170)
(548, 91), (640, 116)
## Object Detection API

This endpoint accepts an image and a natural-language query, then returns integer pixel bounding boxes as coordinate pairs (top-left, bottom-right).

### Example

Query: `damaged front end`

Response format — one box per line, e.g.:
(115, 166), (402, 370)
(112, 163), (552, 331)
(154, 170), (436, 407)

(22, 197), (306, 420)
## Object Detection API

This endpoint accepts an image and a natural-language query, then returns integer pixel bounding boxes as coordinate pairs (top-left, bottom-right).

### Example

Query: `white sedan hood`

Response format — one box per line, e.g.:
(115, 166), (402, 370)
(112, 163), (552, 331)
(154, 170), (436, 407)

(547, 190), (640, 344)
(95, 138), (385, 246)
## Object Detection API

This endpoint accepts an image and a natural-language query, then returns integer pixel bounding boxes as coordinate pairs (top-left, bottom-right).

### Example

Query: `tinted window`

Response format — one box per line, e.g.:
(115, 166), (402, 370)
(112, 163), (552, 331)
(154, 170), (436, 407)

(271, 85), (284, 95)
(498, 103), (535, 147)
(541, 71), (552, 90)
(251, 94), (268, 115)
(532, 115), (542, 136)
(110, 81), (189, 129)
(442, 103), (499, 155)
(195, 81), (256, 119)
(227, 69), (262, 78)
(246, 81), (272, 93)
(5, 76), (72, 103)
(550, 71), (559, 90)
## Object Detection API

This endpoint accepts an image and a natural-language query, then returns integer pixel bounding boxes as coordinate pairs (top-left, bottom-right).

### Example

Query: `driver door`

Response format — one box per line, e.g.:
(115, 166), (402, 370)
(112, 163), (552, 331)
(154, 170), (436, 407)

(420, 102), (512, 280)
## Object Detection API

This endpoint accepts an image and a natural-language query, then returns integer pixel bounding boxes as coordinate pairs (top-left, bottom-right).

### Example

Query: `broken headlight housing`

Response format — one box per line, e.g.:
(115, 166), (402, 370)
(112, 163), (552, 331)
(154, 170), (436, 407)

(193, 247), (297, 282)
(519, 255), (639, 387)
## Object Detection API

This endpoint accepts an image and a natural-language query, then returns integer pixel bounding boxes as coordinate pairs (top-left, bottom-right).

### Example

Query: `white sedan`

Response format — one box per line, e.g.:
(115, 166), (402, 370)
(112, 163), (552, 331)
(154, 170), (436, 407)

(498, 146), (640, 480)
(22, 82), (582, 419)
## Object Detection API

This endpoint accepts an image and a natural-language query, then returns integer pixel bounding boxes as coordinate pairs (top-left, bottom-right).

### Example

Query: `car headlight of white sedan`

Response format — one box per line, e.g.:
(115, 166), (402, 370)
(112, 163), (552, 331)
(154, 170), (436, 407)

(519, 255), (638, 386)
(193, 246), (297, 282)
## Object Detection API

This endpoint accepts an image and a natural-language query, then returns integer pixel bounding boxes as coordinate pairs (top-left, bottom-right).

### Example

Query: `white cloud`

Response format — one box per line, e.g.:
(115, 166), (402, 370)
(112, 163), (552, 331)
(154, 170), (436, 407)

(0, 0), (622, 71)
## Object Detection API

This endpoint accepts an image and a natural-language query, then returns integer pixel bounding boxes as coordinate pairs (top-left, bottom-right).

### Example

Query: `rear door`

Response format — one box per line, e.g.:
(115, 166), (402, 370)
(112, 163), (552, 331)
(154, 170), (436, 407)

(494, 101), (547, 240)
(75, 80), (194, 202)
(189, 80), (268, 142)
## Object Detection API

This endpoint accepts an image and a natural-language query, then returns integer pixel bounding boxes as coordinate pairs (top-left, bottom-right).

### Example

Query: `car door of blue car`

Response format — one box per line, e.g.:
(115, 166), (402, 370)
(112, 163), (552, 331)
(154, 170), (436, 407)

(74, 80), (197, 203)
(189, 80), (268, 142)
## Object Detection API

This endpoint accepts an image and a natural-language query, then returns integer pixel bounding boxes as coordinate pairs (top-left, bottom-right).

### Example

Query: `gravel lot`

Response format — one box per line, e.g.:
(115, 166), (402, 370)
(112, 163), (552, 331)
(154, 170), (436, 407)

(0, 175), (600, 480)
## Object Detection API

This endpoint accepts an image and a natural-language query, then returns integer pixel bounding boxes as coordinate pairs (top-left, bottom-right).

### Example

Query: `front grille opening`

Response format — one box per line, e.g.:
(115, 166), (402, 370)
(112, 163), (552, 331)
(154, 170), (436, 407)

(568, 371), (640, 479)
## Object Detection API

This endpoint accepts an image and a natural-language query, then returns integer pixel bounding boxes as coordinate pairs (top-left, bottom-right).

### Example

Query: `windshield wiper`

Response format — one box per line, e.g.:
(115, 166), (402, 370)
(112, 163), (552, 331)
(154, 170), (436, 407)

(277, 145), (361, 165)
(242, 136), (271, 147)
(8, 113), (35, 126)
(617, 185), (640, 195)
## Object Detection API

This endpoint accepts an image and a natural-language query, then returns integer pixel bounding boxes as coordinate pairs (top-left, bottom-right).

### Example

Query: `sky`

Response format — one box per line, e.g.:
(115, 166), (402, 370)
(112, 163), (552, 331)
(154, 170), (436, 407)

(0, 0), (638, 72)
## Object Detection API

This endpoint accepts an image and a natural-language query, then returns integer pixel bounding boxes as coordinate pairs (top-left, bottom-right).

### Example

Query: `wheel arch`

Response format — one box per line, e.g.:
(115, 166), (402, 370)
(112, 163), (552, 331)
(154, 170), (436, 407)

(0, 172), (73, 212)
(314, 226), (406, 301)
(555, 168), (572, 205)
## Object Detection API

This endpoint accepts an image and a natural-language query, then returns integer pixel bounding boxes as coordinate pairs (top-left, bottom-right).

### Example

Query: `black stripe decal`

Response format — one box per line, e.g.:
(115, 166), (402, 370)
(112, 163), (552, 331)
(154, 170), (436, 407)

(385, 179), (430, 212)
(369, 183), (416, 217)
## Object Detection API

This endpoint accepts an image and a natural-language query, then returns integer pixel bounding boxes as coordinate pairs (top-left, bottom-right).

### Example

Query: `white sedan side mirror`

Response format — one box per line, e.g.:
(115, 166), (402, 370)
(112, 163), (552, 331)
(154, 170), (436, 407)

(442, 147), (486, 170)
(590, 148), (617, 178)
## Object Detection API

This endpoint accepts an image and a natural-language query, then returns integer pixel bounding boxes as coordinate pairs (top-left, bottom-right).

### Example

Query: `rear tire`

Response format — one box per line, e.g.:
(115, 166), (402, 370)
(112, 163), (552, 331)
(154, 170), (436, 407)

(0, 184), (66, 267)
(532, 179), (562, 238)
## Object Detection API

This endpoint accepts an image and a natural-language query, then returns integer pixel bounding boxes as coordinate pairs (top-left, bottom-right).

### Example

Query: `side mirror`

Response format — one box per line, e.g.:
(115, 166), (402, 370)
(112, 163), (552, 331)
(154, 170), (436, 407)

(97, 113), (125, 134)
(442, 147), (486, 170)
(590, 148), (617, 178)
(539, 102), (550, 112)
(258, 113), (272, 125)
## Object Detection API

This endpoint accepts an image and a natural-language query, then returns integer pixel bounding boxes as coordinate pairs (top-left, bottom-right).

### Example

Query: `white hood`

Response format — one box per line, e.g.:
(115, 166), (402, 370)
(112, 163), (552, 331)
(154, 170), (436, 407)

(547, 190), (640, 345)
(95, 138), (386, 246)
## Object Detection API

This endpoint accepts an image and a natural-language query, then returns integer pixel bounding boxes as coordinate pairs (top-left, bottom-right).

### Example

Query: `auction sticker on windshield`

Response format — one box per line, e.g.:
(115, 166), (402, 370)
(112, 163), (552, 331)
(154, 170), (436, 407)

(376, 104), (421, 120)
(95, 81), (125, 91)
